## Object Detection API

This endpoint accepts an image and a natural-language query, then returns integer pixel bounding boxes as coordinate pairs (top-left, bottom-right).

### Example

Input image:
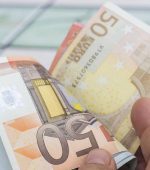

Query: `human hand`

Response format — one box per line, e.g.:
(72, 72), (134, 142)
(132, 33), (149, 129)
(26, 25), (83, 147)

(79, 98), (150, 170)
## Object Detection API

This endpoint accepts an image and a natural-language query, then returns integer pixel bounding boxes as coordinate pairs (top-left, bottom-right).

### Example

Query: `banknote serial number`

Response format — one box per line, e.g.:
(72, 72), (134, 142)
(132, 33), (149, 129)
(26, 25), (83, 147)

(66, 10), (118, 64)
(72, 45), (104, 88)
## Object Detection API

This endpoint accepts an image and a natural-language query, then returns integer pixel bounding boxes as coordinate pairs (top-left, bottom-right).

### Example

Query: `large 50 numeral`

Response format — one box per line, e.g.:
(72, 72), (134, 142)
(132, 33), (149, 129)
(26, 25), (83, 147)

(91, 10), (118, 37)
(66, 114), (99, 157)
(100, 11), (118, 27)
(37, 124), (69, 165)
(37, 114), (98, 165)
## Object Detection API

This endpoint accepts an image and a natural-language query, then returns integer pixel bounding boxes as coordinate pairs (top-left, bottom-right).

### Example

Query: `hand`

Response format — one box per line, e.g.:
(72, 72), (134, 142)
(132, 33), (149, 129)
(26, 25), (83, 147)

(79, 98), (150, 170)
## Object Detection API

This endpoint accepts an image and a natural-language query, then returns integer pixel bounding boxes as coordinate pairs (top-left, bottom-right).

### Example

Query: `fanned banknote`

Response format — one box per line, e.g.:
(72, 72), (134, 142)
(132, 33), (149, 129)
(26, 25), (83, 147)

(51, 2), (150, 153)
(49, 23), (83, 73)
(0, 57), (136, 169)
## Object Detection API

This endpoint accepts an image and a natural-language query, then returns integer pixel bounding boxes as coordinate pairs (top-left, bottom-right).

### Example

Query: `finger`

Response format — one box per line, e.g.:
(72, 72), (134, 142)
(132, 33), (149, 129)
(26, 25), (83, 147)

(131, 98), (150, 162)
(140, 127), (150, 162)
(131, 98), (150, 137)
(135, 147), (146, 170)
(79, 149), (116, 170)
(146, 161), (150, 170)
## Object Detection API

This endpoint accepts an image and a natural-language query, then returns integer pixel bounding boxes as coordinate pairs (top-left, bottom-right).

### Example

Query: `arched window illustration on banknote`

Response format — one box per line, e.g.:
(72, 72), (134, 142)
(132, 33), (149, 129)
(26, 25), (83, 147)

(122, 43), (150, 148)
(131, 43), (150, 97)
(100, 42), (150, 150)
(10, 61), (105, 162)
(3, 58), (136, 169)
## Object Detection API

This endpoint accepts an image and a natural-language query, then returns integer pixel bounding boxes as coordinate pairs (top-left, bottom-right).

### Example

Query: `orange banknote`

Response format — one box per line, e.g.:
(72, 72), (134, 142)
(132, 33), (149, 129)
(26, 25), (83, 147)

(51, 2), (150, 153)
(0, 57), (136, 170)
(49, 23), (83, 74)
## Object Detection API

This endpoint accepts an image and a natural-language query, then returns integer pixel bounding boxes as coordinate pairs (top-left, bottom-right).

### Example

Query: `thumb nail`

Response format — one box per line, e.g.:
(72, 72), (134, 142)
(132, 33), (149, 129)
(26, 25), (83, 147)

(86, 149), (112, 165)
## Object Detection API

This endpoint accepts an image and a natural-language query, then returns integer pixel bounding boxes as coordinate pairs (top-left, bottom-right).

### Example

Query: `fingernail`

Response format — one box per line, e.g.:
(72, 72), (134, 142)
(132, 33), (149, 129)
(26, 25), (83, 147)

(86, 149), (111, 165)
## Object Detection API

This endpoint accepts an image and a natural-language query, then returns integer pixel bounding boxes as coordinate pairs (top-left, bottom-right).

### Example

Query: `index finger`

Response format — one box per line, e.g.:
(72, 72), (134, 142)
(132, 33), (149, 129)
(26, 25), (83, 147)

(131, 98), (150, 162)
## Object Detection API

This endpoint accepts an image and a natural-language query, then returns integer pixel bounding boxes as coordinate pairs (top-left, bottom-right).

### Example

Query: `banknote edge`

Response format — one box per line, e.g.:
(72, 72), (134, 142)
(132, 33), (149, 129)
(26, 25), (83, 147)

(105, 2), (150, 33)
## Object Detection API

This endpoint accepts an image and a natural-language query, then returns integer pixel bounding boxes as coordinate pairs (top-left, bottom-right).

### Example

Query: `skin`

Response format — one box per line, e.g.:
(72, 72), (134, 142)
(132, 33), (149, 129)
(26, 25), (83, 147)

(79, 98), (150, 170)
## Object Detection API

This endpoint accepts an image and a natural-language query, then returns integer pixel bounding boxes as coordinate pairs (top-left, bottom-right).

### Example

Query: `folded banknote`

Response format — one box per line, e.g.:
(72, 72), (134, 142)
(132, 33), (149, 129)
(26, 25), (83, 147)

(51, 2), (150, 153)
(49, 23), (83, 74)
(0, 57), (136, 169)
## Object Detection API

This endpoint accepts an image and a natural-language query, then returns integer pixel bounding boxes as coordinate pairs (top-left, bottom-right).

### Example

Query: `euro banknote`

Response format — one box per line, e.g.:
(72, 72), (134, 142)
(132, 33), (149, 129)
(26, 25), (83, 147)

(51, 2), (150, 153)
(49, 23), (83, 73)
(0, 57), (136, 170)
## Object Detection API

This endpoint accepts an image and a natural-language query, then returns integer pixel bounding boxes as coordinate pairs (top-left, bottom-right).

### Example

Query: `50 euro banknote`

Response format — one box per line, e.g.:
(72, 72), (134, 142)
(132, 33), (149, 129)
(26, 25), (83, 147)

(49, 23), (83, 74)
(0, 57), (136, 170)
(51, 2), (150, 153)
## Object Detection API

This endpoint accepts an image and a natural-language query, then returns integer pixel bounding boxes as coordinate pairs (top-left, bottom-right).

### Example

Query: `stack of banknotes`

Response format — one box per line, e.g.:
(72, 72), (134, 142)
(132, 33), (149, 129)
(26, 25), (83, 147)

(50, 1), (150, 155)
(0, 2), (149, 170)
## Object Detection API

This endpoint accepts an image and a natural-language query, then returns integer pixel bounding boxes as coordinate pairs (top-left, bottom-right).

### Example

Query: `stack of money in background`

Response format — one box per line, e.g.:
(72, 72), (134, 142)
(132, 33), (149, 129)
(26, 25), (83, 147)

(0, 2), (149, 170)
(50, 2), (150, 154)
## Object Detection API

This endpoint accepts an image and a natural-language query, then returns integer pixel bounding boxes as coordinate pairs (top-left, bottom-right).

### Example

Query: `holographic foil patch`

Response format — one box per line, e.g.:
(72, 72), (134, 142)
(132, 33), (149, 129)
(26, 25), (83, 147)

(0, 86), (24, 111)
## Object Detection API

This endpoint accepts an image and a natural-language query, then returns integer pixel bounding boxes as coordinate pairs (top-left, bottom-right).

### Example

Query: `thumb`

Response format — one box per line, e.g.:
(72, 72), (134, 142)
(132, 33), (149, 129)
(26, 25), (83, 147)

(79, 149), (116, 170)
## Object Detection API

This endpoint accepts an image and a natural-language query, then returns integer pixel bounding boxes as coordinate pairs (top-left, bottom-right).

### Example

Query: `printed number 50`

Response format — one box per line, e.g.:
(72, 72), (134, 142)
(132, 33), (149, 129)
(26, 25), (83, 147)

(37, 114), (99, 165)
